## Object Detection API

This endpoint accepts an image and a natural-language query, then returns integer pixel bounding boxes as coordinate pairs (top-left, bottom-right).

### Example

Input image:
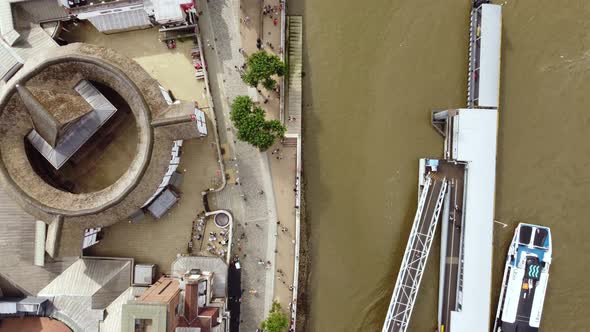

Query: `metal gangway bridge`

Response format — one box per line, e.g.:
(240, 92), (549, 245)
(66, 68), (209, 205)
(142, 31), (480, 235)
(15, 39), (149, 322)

(382, 174), (448, 332)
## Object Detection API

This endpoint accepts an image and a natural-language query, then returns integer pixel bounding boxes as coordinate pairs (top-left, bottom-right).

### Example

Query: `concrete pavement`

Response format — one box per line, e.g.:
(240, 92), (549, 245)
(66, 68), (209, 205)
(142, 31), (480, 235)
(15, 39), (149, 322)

(197, 0), (280, 329)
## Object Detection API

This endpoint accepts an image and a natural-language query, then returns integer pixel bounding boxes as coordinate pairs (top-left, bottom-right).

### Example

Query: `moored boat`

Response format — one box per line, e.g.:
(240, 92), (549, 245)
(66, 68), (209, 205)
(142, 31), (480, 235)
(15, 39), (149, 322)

(494, 223), (552, 332)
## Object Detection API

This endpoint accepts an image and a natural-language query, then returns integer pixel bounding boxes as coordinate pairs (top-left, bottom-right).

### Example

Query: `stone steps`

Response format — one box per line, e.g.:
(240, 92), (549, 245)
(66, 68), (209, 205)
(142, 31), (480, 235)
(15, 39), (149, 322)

(286, 16), (303, 135)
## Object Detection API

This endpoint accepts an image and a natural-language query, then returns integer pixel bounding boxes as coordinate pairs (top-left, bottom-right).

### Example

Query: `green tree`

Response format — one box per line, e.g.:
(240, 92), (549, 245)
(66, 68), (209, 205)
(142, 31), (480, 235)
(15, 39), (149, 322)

(260, 301), (289, 332)
(230, 96), (286, 151)
(242, 51), (286, 90)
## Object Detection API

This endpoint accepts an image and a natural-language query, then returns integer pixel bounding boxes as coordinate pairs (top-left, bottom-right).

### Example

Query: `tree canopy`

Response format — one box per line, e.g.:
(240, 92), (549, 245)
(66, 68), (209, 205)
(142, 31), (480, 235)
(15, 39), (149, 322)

(230, 96), (286, 151)
(260, 301), (289, 332)
(242, 51), (286, 90)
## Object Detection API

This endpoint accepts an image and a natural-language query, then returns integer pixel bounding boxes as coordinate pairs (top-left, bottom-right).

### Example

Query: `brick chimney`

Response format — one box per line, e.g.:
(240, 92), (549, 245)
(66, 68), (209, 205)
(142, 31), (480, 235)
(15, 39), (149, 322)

(184, 279), (199, 322)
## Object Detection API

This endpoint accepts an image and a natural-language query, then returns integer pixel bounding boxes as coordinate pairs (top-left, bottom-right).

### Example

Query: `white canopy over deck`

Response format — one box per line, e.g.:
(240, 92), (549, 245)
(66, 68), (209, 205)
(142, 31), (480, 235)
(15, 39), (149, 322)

(472, 4), (502, 108)
(448, 108), (498, 332)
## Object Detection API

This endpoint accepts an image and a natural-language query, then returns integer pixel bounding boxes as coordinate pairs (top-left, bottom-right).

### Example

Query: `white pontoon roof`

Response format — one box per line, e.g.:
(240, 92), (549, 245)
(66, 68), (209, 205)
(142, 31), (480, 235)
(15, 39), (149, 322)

(449, 108), (498, 332)
(477, 4), (502, 108)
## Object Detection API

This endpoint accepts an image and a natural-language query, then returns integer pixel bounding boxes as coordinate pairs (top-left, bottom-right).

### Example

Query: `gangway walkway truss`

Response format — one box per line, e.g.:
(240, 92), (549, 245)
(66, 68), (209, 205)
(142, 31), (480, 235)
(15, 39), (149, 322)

(382, 175), (448, 332)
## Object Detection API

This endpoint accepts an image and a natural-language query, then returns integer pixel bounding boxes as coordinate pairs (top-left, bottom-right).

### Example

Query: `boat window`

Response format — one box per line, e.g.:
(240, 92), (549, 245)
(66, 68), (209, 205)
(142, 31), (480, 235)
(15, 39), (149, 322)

(519, 225), (532, 245)
(534, 228), (548, 247)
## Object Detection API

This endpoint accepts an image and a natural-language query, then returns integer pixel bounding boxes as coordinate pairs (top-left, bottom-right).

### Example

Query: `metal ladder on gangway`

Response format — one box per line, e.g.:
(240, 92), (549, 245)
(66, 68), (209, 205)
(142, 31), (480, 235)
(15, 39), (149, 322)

(382, 174), (448, 332)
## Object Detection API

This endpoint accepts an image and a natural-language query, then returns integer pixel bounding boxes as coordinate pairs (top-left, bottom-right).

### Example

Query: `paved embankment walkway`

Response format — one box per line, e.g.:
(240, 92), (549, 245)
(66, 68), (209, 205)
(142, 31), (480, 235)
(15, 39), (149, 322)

(197, 0), (280, 329)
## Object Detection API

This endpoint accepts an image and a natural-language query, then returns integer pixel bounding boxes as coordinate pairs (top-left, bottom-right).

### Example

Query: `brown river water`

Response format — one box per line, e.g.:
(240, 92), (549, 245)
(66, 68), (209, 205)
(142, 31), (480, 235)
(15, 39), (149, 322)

(289, 0), (590, 331)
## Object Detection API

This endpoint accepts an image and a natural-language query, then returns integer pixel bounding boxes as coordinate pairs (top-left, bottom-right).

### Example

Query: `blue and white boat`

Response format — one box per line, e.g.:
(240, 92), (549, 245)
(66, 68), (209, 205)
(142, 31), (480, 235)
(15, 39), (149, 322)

(493, 223), (552, 332)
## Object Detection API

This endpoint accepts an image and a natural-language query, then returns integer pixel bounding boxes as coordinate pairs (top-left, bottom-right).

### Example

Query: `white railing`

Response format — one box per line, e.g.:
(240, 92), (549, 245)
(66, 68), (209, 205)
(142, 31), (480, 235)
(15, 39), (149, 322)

(382, 177), (432, 331)
(288, 133), (302, 331)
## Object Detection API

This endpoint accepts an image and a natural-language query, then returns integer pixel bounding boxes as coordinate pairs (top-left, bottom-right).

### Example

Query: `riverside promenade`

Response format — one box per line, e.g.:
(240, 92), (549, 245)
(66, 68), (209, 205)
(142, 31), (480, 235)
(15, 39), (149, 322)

(198, 0), (301, 329)
(238, 0), (303, 329)
(197, 0), (284, 330)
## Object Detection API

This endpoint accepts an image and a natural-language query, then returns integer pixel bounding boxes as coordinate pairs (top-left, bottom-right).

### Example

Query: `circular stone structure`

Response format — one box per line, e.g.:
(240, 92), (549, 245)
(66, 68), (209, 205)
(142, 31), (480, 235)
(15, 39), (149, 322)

(213, 212), (231, 228)
(0, 43), (187, 227)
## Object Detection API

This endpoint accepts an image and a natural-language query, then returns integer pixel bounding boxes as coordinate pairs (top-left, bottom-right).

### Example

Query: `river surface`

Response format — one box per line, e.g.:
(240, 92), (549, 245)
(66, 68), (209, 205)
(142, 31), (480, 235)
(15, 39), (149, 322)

(290, 0), (590, 331)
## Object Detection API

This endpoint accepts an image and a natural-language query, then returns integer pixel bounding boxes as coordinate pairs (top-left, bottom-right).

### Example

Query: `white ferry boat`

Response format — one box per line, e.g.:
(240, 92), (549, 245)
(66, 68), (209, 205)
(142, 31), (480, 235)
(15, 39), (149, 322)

(494, 223), (552, 332)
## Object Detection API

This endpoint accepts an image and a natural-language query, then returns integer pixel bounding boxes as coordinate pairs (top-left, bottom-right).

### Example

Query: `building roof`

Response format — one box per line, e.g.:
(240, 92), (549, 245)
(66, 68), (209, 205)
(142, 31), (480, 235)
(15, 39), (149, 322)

(153, 0), (189, 23)
(0, 43), (195, 228)
(38, 257), (132, 298)
(87, 8), (152, 33)
(0, 1), (19, 46)
(175, 327), (201, 332)
(172, 256), (228, 298)
(0, 40), (22, 80)
(0, 0), (60, 84)
(18, 83), (61, 147)
(26, 85), (93, 125)
(1, 0), (66, 46)
(9, 26), (59, 61)
(38, 257), (133, 332)
(0, 317), (72, 332)
(121, 302), (168, 332)
(11, 0), (68, 28)
(26, 79), (118, 169)
(0, 295), (50, 305)
(138, 277), (181, 303)
(147, 188), (180, 218)
(0, 187), (77, 296)
(99, 287), (137, 332)
(0, 296), (50, 314)
(448, 108), (498, 332)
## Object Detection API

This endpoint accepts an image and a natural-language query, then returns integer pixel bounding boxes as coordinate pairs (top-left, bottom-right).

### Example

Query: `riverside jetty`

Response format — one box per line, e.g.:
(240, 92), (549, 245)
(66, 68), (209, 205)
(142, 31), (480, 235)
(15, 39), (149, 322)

(382, 2), (502, 332)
